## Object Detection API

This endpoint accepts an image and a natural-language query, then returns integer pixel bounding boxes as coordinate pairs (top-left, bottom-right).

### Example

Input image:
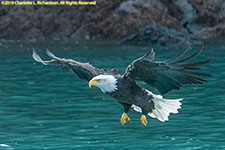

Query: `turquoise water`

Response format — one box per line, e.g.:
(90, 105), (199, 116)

(0, 40), (225, 149)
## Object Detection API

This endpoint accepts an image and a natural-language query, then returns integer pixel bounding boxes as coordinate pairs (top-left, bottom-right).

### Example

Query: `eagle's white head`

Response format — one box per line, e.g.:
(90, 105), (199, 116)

(89, 75), (118, 93)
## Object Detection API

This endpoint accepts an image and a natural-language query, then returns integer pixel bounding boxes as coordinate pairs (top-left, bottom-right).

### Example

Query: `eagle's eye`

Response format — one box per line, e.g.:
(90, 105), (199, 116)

(95, 79), (101, 82)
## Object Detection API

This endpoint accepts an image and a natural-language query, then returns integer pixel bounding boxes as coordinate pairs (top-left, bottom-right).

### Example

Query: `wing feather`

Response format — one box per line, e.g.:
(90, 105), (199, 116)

(123, 47), (211, 94)
(32, 50), (105, 81)
(165, 47), (189, 63)
(175, 46), (203, 63)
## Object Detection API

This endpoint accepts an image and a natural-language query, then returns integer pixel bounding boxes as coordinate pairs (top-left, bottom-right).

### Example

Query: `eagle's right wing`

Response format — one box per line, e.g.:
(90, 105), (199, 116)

(32, 50), (105, 81)
(123, 47), (211, 95)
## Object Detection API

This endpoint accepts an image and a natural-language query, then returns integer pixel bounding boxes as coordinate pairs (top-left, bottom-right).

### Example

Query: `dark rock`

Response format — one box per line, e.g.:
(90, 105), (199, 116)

(117, 0), (182, 32)
(121, 24), (201, 46)
(0, 0), (225, 44)
(195, 21), (225, 39)
(189, 0), (225, 27)
(0, 0), (182, 41)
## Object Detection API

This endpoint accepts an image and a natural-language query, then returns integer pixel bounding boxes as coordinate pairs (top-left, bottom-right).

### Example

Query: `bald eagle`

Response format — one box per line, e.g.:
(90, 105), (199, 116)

(32, 48), (210, 126)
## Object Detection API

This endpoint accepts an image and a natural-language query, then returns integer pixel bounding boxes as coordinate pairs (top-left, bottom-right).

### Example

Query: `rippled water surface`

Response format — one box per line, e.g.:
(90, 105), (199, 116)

(0, 40), (225, 149)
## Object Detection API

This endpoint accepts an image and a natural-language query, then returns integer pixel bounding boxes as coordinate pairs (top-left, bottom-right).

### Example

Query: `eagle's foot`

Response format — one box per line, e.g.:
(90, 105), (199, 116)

(121, 112), (130, 125)
(140, 114), (148, 126)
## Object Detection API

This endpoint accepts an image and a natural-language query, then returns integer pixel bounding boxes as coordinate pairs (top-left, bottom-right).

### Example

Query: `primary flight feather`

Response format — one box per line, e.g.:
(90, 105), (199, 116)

(32, 48), (210, 126)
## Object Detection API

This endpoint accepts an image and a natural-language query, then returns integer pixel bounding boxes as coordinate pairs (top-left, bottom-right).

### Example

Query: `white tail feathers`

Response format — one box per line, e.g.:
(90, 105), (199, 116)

(132, 93), (183, 122)
(149, 95), (183, 122)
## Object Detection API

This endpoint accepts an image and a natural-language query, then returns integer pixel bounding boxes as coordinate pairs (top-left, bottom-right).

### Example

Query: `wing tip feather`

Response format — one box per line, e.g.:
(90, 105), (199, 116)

(166, 47), (190, 63)
(32, 49), (47, 65)
(142, 48), (155, 61)
(46, 49), (58, 59)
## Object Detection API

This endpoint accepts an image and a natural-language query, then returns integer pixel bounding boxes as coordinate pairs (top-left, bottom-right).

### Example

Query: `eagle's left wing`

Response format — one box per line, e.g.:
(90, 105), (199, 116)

(123, 47), (211, 95)
(33, 49), (105, 81)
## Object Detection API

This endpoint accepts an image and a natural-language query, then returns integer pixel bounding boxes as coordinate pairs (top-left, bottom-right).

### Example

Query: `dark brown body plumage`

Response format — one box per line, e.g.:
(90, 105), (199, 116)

(106, 76), (154, 115)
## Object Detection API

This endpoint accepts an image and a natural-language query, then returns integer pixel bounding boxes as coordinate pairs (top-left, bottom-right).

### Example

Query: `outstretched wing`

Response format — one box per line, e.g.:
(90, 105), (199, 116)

(32, 49), (106, 81)
(123, 47), (211, 95)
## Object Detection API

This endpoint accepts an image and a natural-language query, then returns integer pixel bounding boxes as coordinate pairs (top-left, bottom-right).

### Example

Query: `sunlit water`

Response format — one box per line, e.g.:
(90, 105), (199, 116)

(0, 40), (225, 149)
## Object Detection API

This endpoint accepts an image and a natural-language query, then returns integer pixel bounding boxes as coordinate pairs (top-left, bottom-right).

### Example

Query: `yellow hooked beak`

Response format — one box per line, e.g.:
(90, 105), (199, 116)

(89, 79), (99, 88)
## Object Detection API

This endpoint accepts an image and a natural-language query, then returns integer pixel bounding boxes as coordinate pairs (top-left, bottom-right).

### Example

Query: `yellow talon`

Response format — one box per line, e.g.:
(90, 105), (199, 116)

(140, 114), (148, 126)
(120, 112), (130, 125)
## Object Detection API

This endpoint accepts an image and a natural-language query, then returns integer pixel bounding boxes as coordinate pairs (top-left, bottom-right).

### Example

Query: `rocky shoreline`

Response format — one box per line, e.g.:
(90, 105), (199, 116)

(0, 0), (225, 45)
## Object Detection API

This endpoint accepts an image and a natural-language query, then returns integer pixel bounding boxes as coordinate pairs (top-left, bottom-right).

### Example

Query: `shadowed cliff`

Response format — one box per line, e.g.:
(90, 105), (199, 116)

(1, 0), (225, 45)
